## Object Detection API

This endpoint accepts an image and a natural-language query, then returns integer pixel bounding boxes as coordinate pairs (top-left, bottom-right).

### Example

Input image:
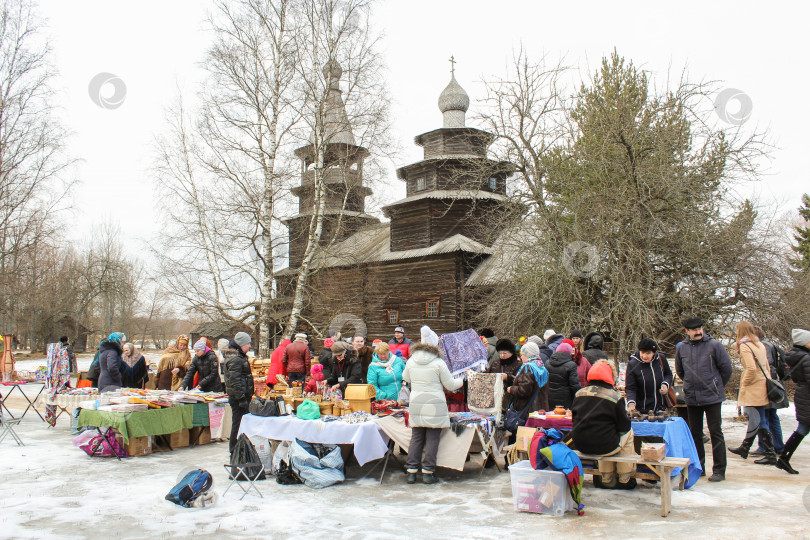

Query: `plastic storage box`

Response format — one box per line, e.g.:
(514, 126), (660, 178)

(509, 460), (576, 516)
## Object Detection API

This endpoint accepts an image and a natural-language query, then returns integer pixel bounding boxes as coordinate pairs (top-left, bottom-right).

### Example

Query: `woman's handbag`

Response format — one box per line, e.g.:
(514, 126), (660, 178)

(504, 383), (541, 433)
(658, 356), (678, 408)
(248, 397), (280, 417)
(746, 344), (788, 405)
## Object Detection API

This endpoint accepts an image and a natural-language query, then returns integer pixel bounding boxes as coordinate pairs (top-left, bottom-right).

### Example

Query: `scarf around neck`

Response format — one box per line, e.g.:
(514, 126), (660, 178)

(518, 357), (549, 388)
(371, 353), (396, 374)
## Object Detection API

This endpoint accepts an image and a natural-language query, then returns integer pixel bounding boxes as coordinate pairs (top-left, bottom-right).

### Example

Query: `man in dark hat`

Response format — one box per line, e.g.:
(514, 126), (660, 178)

(675, 316), (732, 482)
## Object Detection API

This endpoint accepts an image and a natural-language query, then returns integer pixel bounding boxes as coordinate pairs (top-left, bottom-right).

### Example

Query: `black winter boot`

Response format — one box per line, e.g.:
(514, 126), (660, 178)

(729, 432), (757, 459)
(776, 431), (804, 474)
(753, 429), (777, 465)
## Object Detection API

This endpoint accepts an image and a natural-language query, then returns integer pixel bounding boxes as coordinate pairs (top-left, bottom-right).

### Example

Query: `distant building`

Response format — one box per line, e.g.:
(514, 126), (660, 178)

(275, 62), (513, 343)
(190, 320), (254, 347)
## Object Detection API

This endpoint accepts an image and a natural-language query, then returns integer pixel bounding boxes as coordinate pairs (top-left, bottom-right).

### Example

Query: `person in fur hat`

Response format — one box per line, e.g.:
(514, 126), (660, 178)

(304, 363), (325, 394)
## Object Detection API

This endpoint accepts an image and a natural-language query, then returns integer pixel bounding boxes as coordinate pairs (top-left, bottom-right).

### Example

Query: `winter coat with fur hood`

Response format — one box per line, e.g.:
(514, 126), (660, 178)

(401, 343), (463, 428)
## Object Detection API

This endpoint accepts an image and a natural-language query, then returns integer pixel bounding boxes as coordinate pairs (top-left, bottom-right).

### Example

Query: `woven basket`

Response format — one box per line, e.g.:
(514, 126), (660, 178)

(319, 401), (333, 414)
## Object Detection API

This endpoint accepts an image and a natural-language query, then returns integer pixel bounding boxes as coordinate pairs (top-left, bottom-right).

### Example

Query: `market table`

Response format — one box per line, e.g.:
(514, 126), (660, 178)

(1, 382), (47, 422)
(79, 402), (230, 443)
(630, 417), (701, 488)
(372, 415), (477, 471)
(525, 415), (573, 431)
(238, 414), (390, 467)
(525, 415), (700, 488)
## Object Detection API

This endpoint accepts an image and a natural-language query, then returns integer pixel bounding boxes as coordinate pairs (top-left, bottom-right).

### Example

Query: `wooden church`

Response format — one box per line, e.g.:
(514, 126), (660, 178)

(275, 62), (513, 341)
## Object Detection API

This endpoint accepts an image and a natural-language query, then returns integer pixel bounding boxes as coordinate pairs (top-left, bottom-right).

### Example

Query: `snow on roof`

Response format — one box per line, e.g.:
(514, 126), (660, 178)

(278, 222), (493, 274)
(381, 190), (508, 212)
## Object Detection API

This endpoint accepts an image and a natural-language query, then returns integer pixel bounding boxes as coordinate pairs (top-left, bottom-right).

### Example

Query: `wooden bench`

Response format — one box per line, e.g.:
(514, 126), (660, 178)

(574, 452), (691, 517)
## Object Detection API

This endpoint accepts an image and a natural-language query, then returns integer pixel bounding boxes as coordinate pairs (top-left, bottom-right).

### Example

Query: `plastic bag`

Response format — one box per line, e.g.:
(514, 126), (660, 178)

(398, 382), (410, 406)
(296, 399), (320, 420)
(289, 438), (344, 488)
(272, 440), (291, 475)
(248, 434), (274, 474)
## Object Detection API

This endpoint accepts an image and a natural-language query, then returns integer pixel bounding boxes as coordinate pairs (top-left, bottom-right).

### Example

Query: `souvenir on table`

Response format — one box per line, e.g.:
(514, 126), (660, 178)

(345, 384), (376, 413)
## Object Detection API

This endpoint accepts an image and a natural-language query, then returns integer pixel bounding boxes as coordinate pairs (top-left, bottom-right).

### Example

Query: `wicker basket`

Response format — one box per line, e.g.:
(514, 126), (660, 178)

(286, 386), (302, 397)
(319, 401), (333, 414)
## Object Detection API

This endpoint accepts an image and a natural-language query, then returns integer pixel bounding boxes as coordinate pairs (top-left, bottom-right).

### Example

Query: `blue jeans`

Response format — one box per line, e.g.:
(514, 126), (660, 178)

(797, 422), (810, 437)
(288, 372), (306, 383)
(744, 406), (769, 438)
(755, 408), (785, 453)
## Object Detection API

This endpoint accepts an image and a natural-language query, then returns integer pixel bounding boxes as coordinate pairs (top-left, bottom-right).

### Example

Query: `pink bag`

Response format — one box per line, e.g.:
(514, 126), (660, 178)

(79, 428), (129, 458)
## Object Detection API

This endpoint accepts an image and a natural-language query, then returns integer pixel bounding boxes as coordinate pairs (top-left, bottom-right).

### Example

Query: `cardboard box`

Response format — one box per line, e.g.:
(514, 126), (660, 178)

(641, 442), (666, 462)
(515, 426), (538, 452)
(168, 429), (189, 449)
(115, 435), (153, 457)
(345, 384), (376, 413)
(189, 426), (211, 445)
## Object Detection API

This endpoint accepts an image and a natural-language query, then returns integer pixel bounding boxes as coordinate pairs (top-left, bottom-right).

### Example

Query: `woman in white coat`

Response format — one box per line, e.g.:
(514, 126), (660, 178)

(402, 342), (463, 484)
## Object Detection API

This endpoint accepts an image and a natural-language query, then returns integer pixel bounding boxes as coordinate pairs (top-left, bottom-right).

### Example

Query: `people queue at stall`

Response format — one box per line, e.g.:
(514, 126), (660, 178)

(83, 319), (810, 484)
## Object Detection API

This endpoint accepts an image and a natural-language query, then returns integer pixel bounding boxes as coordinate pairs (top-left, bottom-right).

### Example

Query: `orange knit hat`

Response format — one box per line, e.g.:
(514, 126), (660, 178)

(587, 361), (614, 385)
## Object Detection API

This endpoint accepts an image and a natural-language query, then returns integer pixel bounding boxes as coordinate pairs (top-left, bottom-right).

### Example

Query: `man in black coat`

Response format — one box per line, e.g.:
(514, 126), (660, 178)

(223, 332), (254, 455)
(571, 360), (636, 489)
(675, 316), (732, 482)
(181, 339), (224, 393)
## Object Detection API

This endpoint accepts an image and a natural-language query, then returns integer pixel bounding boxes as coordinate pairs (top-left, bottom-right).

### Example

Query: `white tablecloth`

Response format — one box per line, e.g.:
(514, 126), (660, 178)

(238, 414), (390, 466)
(372, 416), (477, 471)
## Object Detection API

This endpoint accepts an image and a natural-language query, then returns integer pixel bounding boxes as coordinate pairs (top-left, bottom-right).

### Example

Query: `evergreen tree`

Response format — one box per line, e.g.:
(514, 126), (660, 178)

(792, 194), (810, 271)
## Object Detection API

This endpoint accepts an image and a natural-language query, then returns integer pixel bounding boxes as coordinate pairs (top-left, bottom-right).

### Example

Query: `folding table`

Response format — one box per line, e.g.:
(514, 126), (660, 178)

(0, 382), (46, 422)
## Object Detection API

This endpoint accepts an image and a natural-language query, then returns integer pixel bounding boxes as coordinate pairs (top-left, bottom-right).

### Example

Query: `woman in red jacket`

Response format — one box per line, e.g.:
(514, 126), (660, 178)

(266, 339), (291, 387)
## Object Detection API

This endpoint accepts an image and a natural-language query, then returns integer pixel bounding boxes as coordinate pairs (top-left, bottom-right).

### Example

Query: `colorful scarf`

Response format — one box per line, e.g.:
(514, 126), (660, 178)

(437, 328), (489, 377)
(518, 357), (549, 388)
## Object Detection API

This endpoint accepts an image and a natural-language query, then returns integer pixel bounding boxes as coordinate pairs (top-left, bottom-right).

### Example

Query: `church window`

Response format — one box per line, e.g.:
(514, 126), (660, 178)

(416, 177), (426, 191)
(426, 298), (440, 318)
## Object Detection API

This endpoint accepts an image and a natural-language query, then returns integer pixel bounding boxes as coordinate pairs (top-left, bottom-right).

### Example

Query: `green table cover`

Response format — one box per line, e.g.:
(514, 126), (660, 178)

(79, 402), (210, 442)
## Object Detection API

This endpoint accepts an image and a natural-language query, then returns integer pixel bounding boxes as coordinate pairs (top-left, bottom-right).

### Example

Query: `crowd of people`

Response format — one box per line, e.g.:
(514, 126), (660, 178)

(77, 317), (810, 487)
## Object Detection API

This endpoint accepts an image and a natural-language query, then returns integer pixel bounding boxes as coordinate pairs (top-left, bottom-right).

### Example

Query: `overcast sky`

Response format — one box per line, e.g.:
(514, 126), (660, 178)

(39, 0), (809, 252)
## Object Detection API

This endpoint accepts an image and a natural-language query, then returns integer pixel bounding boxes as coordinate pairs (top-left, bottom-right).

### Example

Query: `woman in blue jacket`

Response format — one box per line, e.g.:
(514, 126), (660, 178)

(367, 342), (405, 400)
(625, 338), (673, 413)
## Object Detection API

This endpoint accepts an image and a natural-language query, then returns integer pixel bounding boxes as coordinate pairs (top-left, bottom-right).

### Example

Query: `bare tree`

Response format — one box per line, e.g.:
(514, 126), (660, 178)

(0, 0), (75, 337)
(282, 0), (390, 338)
(154, 0), (299, 356)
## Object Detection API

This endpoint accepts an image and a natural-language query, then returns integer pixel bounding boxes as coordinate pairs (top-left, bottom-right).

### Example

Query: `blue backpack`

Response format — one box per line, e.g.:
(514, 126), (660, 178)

(165, 469), (213, 507)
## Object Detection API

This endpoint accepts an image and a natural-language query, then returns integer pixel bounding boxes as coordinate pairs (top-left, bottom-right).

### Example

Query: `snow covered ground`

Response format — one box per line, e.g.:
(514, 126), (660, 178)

(2, 394), (809, 538)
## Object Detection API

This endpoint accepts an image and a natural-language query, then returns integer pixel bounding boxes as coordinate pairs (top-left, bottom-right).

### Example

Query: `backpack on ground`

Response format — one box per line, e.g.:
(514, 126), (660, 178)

(165, 469), (213, 507)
